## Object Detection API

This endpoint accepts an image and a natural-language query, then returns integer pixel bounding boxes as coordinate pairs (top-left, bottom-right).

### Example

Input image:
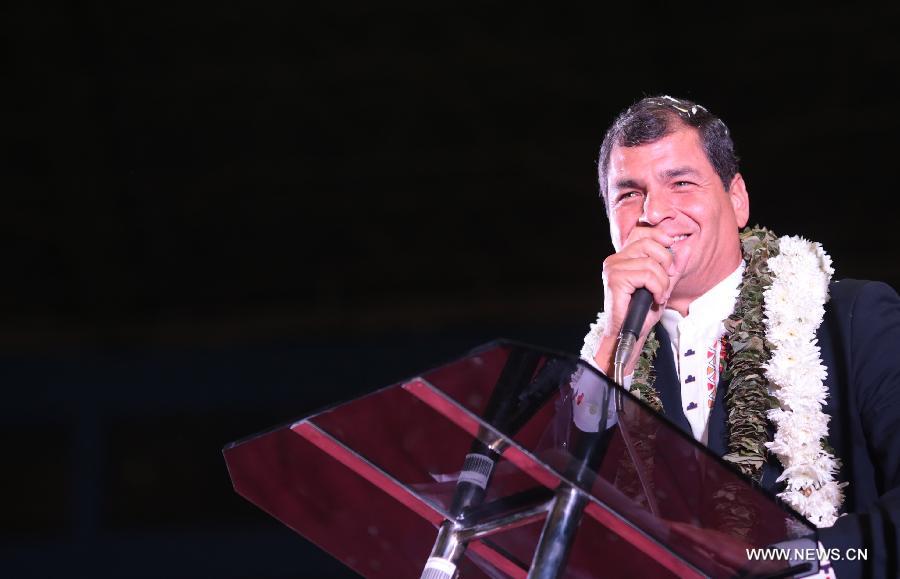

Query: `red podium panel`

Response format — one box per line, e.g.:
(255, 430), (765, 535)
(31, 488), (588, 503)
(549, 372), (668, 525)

(225, 341), (817, 578)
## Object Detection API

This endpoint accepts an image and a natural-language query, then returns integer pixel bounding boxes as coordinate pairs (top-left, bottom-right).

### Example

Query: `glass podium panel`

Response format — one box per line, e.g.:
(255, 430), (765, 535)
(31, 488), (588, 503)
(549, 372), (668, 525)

(224, 341), (818, 578)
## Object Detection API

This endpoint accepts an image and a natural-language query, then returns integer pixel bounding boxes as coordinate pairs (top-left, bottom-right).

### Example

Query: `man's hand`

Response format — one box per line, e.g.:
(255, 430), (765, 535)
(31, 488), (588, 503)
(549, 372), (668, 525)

(593, 229), (691, 376)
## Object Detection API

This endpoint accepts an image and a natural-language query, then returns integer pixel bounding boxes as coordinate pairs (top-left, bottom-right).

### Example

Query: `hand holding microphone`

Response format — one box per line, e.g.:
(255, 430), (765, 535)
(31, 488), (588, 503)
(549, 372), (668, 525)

(594, 230), (689, 377)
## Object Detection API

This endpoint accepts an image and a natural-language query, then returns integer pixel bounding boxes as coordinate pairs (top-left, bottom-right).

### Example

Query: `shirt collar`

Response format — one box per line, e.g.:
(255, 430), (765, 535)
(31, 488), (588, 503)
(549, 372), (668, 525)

(660, 261), (745, 342)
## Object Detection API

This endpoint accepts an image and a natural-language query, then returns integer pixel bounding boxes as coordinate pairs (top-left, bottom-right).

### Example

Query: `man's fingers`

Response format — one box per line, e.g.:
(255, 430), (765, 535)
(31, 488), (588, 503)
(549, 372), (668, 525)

(617, 236), (676, 275)
(623, 228), (676, 252)
(604, 257), (671, 305)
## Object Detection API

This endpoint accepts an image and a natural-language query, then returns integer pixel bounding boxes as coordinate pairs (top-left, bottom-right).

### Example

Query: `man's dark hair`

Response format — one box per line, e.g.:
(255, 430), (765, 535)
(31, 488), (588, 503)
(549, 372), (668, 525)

(597, 95), (739, 212)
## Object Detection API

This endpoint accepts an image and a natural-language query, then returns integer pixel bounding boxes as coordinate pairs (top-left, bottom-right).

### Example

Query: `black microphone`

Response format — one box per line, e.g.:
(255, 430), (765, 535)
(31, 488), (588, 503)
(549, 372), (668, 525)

(613, 287), (654, 386)
(420, 349), (568, 579)
(450, 352), (573, 517)
(620, 287), (654, 342)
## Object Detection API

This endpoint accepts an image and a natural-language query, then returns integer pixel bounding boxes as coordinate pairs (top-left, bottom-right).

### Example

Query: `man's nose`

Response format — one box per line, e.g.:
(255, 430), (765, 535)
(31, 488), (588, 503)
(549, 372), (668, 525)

(639, 189), (675, 225)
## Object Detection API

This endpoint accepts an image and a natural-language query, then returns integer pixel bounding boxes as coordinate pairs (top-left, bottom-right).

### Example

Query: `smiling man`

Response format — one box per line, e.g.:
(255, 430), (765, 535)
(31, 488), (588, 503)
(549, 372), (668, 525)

(582, 96), (900, 579)
(590, 99), (749, 380)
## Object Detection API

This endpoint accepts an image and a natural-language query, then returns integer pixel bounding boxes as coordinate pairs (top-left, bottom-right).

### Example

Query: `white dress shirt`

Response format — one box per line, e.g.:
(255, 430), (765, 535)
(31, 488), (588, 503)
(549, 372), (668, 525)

(659, 262), (744, 443)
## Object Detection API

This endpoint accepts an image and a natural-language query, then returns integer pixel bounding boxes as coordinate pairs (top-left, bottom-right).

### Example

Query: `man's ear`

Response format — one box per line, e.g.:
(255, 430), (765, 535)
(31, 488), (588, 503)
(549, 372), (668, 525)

(728, 173), (750, 228)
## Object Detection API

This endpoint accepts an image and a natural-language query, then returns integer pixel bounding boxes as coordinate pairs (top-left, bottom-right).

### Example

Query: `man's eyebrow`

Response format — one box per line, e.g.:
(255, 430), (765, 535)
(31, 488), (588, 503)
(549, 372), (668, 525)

(611, 178), (642, 192)
(660, 166), (701, 180)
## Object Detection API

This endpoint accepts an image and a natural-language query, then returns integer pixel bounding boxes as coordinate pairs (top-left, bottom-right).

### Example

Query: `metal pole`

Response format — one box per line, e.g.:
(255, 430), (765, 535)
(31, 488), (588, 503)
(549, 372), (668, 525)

(420, 521), (465, 579)
(526, 487), (589, 579)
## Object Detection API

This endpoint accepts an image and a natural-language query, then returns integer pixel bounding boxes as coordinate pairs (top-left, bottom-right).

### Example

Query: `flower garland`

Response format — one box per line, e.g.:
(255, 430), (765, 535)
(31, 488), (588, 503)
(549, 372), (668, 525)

(762, 235), (845, 527)
(580, 227), (845, 527)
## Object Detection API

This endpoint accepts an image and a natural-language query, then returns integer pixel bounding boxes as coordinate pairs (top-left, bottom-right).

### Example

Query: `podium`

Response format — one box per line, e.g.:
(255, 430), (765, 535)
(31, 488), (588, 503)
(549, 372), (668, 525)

(224, 341), (819, 578)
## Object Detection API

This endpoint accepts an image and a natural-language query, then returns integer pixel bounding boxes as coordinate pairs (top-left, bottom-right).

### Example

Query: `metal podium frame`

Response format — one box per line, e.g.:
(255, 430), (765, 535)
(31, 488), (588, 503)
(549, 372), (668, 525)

(224, 340), (819, 579)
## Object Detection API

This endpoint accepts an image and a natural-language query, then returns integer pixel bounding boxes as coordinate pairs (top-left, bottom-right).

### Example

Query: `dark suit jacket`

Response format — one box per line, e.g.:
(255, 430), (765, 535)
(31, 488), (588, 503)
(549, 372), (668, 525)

(651, 279), (900, 579)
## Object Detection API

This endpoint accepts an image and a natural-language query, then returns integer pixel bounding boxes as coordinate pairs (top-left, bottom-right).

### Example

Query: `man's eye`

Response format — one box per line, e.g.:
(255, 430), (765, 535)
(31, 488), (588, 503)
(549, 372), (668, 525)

(617, 191), (640, 202)
(674, 181), (694, 187)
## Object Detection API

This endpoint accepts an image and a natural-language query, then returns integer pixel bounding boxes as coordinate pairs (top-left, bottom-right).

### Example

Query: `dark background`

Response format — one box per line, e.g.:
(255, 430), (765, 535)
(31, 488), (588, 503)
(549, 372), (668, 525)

(4, 3), (899, 578)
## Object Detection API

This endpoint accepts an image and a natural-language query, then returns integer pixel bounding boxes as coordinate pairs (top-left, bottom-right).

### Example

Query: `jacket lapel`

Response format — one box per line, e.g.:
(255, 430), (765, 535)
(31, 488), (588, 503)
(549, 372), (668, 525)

(707, 372), (728, 456)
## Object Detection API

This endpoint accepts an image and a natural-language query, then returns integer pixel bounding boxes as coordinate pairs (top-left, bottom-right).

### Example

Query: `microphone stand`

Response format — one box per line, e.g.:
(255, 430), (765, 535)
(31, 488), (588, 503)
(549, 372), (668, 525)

(527, 402), (614, 579)
(419, 351), (572, 579)
(526, 289), (658, 579)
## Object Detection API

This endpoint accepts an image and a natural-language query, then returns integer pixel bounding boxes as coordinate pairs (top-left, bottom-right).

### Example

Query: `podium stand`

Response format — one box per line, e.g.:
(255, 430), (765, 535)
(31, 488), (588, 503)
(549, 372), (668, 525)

(224, 340), (819, 578)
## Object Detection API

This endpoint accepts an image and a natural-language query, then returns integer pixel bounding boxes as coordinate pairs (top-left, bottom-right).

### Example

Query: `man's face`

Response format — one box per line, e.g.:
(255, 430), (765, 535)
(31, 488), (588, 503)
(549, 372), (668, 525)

(605, 125), (749, 305)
